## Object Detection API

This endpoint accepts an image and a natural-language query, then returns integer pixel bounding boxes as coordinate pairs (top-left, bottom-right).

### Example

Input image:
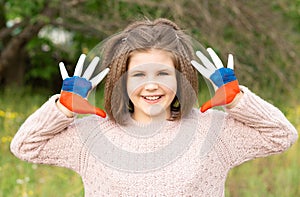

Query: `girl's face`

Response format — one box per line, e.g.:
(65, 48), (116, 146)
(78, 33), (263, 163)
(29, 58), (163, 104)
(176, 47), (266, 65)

(127, 49), (177, 123)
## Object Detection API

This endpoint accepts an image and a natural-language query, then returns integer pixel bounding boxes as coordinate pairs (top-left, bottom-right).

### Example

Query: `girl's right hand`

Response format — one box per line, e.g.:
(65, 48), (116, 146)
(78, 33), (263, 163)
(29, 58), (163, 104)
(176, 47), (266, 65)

(58, 54), (109, 118)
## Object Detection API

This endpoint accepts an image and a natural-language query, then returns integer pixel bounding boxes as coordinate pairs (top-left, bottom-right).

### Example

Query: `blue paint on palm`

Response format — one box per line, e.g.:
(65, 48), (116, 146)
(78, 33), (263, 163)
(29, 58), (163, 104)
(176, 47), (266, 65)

(210, 68), (237, 88)
(62, 76), (92, 98)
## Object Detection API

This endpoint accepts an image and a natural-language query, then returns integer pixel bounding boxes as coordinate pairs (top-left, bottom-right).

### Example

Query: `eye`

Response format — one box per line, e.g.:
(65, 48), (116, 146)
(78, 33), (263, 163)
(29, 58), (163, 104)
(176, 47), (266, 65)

(132, 72), (145, 77)
(158, 71), (169, 76)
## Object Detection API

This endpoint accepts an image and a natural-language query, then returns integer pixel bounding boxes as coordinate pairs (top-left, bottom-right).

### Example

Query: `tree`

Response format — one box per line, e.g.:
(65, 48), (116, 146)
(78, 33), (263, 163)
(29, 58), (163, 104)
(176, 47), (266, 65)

(0, 0), (122, 87)
(0, 1), (57, 86)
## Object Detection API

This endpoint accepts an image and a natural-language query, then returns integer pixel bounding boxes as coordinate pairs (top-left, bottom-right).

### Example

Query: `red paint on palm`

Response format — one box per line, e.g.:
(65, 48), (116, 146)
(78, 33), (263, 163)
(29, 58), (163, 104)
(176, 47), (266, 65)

(59, 91), (106, 118)
(201, 80), (240, 112)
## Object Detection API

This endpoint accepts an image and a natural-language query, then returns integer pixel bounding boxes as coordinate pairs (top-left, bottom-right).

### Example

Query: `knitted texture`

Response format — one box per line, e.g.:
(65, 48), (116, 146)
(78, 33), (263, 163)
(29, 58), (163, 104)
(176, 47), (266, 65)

(10, 86), (298, 197)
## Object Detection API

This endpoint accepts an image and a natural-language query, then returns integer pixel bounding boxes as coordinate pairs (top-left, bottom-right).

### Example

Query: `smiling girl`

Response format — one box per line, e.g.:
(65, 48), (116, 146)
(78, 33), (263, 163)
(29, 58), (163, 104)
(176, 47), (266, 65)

(11, 18), (298, 196)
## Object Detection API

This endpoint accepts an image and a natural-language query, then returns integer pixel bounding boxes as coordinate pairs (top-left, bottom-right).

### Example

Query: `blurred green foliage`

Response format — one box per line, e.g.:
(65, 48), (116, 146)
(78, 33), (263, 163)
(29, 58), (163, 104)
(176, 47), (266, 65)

(1, 0), (300, 106)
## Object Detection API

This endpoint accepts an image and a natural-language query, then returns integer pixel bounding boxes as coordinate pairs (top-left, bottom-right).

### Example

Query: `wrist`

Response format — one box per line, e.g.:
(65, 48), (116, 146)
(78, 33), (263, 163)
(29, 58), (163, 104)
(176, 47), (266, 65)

(55, 98), (75, 118)
(225, 90), (244, 109)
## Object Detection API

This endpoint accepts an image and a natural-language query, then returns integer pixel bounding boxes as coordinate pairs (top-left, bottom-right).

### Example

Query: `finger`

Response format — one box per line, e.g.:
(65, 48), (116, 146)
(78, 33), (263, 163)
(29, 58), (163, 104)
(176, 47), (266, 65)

(207, 48), (223, 69)
(191, 60), (213, 79)
(195, 51), (216, 71)
(59, 62), (69, 80)
(90, 68), (110, 88)
(73, 54), (86, 76)
(82, 56), (100, 80)
(227, 54), (234, 70)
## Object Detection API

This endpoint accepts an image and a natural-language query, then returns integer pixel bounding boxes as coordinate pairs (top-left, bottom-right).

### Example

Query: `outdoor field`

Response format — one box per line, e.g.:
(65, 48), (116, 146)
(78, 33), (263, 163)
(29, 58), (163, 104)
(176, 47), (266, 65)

(0, 87), (299, 196)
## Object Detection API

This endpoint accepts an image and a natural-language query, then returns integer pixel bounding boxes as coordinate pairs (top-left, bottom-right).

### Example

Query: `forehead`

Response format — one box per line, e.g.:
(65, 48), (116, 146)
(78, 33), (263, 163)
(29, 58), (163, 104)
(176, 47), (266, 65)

(128, 49), (175, 70)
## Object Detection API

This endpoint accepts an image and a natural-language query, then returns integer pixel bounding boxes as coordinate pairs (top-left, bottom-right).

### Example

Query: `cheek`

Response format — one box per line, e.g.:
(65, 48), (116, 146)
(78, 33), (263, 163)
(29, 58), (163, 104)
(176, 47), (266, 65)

(127, 78), (142, 97)
(159, 77), (177, 93)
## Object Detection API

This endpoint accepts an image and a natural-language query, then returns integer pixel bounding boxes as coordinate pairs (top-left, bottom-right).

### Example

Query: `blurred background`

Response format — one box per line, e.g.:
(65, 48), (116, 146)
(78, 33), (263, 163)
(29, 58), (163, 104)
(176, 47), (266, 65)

(0, 0), (299, 196)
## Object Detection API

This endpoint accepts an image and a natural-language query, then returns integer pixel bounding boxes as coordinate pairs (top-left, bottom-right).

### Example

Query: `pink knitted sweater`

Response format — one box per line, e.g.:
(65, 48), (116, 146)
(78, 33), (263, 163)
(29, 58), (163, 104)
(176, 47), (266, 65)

(11, 86), (298, 196)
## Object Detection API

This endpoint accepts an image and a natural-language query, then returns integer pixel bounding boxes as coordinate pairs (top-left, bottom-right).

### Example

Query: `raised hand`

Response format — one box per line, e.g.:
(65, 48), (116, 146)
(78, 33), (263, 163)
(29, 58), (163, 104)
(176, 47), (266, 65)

(59, 54), (109, 117)
(191, 48), (240, 112)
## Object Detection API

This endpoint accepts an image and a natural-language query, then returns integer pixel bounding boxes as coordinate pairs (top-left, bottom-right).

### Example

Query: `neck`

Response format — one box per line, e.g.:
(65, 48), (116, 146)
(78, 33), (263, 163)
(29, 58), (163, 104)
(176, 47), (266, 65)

(131, 110), (170, 124)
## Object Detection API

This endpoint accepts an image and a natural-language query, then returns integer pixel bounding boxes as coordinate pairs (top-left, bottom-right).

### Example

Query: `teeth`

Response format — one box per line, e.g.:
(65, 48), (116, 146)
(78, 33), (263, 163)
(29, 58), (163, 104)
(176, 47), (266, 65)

(144, 96), (160, 100)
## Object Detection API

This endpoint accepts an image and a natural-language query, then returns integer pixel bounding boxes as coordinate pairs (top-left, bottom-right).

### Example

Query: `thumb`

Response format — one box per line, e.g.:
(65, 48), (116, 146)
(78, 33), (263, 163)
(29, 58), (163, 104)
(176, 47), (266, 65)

(94, 107), (107, 118)
(200, 80), (240, 113)
(60, 91), (106, 118)
(200, 100), (213, 113)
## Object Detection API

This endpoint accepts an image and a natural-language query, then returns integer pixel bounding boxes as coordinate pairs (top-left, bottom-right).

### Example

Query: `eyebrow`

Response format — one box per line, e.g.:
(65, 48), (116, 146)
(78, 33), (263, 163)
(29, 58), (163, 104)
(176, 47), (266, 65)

(128, 64), (175, 73)
(158, 68), (174, 72)
(128, 69), (145, 74)
(128, 68), (174, 75)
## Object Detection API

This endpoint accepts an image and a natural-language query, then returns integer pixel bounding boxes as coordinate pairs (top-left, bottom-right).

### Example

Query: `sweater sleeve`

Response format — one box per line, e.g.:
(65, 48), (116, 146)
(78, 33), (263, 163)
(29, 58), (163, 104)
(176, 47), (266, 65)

(215, 86), (298, 168)
(10, 95), (83, 173)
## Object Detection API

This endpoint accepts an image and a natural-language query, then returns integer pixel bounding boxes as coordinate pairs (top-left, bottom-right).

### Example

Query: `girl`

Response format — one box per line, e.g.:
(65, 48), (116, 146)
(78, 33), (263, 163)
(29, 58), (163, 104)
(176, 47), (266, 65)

(11, 18), (298, 196)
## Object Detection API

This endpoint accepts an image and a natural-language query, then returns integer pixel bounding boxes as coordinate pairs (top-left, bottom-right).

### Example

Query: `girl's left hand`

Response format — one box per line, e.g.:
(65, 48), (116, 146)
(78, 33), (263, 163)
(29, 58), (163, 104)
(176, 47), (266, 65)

(191, 48), (241, 112)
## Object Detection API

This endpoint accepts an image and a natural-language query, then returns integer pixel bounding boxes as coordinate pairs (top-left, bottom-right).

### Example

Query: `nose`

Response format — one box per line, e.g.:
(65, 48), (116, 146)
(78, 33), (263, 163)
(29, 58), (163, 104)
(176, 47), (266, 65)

(144, 81), (158, 91)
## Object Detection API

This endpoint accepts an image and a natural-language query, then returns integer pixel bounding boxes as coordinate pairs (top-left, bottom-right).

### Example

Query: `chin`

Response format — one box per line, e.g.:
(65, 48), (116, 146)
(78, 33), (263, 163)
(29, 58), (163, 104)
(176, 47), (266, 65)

(144, 105), (168, 119)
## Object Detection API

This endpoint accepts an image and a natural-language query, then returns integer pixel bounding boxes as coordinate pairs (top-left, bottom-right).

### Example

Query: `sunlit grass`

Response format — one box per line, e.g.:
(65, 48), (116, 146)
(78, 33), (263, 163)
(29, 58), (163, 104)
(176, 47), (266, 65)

(0, 86), (299, 196)
(0, 87), (83, 197)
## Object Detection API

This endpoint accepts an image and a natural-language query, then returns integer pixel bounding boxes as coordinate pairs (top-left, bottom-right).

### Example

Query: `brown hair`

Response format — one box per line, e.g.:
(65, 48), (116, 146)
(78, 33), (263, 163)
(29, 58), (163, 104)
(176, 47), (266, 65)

(101, 18), (198, 124)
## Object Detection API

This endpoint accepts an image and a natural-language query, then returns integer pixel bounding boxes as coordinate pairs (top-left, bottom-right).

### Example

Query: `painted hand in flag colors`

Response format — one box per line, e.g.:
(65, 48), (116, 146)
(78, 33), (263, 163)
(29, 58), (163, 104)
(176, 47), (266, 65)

(59, 54), (109, 117)
(191, 48), (240, 112)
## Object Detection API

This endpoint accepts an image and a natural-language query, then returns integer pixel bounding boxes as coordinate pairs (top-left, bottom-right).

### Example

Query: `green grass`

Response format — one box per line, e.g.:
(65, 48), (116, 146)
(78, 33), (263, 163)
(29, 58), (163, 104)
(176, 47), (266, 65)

(0, 87), (83, 197)
(0, 86), (299, 196)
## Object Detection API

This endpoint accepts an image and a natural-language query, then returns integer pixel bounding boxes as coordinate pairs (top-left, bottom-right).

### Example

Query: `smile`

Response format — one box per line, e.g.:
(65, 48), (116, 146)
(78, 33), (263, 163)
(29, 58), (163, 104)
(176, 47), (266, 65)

(142, 95), (163, 103)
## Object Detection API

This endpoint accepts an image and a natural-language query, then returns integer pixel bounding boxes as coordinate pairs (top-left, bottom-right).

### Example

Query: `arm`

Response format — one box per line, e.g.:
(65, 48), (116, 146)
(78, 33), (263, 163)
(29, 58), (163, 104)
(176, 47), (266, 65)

(10, 95), (82, 172)
(10, 54), (109, 172)
(191, 48), (298, 167)
(216, 86), (298, 168)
